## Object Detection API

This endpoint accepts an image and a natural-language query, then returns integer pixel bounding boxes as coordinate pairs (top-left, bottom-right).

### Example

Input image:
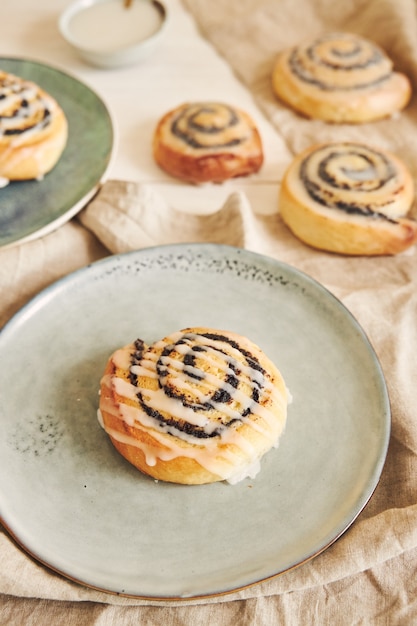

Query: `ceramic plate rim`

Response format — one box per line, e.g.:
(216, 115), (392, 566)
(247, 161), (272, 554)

(0, 244), (391, 599)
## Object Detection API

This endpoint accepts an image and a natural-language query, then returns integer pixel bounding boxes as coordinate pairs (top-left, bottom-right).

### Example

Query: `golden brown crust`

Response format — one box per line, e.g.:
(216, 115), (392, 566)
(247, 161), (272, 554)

(0, 71), (68, 181)
(279, 142), (417, 255)
(99, 328), (289, 485)
(99, 352), (223, 484)
(153, 102), (263, 184)
(272, 32), (412, 123)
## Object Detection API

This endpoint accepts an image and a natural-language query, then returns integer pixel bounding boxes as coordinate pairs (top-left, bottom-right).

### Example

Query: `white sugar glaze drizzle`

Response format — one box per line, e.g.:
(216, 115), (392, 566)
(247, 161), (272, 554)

(130, 334), (286, 409)
(99, 401), (261, 482)
(0, 74), (56, 144)
(99, 419), (261, 484)
(101, 383), (258, 461)
(101, 331), (289, 482)
(0, 131), (64, 172)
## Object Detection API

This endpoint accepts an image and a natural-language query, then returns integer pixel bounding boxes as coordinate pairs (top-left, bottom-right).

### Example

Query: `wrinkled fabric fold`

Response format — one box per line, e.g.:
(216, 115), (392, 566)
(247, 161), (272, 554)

(2, 0), (417, 621)
(0, 177), (406, 606)
(1, 173), (417, 609)
(78, 180), (258, 253)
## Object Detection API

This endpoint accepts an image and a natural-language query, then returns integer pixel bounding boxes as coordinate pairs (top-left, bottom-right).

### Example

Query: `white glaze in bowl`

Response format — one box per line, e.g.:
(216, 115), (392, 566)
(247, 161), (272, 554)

(59, 0), (168, 68)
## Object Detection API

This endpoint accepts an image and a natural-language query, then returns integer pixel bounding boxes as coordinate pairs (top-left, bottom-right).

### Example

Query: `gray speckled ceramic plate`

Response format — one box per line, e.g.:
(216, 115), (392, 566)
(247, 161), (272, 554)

(0, 244), (390, 599)
(0, 57), (114, 249)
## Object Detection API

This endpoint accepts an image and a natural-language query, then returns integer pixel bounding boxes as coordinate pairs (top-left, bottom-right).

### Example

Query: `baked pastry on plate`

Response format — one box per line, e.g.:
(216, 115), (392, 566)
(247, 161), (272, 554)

(272, 32), (411, 122)
(153, 102), (263, 183)
(279, 141), (417, 255)
(99, 327), (289, 485)
(0, 69), (68, 181)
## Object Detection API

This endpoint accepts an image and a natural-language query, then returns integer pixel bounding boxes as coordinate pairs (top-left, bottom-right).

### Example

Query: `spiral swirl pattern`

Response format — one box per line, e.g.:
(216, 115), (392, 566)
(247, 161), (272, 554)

(280, 142), (417, 255)
(0, 71), (54, 143)
(299, 142), (404, 220)
(99, 328), (289, 484)
(288, 32), (392, 92)
(170, 102), (249, 150)
(272, 32), (411, 122)
(129, 330), (282, 440)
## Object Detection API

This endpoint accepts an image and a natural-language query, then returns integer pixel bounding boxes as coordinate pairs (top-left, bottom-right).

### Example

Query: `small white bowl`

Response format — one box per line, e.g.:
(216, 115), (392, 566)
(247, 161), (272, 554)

(59, 0), (168, 69)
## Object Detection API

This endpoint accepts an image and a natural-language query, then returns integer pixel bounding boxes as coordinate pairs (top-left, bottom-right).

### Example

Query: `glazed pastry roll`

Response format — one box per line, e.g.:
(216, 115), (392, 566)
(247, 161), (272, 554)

(0, 70), (68, 182)
(153, 102), (263, 183)
(99, 327), (289, 485)
(279, 142), (417, 255)
(272, 32), (411, 122)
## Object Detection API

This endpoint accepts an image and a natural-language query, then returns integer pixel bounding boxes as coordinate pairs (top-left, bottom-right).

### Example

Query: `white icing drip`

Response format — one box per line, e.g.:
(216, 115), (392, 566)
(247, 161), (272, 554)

(100, 331), (288, 483)
(113, 346), (137, 369)
(0, 130), (65, 177)
(136, 332), (277, 395)
(131, 333), (287, 424)
(226, 458), (261, 485)
(97, 408), (105, 429)
(130, 361), (158, 378)
(100, 386), (258, 460)
(103, 413), (256, 480)
(113, 376), (212, 429)
(156, 354), (279, 437)
(0, 85), (35, 105)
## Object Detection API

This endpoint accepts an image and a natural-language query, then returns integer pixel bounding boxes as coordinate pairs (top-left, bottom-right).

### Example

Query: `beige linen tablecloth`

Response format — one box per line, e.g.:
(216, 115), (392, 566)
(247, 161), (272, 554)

(1, 0), (417, 623)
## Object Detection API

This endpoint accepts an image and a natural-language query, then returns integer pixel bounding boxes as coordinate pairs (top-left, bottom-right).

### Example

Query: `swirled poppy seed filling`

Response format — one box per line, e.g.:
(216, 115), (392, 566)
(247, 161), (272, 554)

(300, 147), (400, 223)
(127, 330), (270, 439)
(171, 105), (245, 150)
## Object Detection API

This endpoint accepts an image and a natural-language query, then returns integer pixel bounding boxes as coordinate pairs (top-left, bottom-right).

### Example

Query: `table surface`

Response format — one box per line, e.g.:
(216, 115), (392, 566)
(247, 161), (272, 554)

(2, 1), (417, 624)
(0, 0), (286, 217)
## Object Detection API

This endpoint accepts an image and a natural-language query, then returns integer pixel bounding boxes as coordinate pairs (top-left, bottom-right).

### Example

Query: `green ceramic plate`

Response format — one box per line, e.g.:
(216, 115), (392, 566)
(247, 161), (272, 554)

(0, 57), (114, 249)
